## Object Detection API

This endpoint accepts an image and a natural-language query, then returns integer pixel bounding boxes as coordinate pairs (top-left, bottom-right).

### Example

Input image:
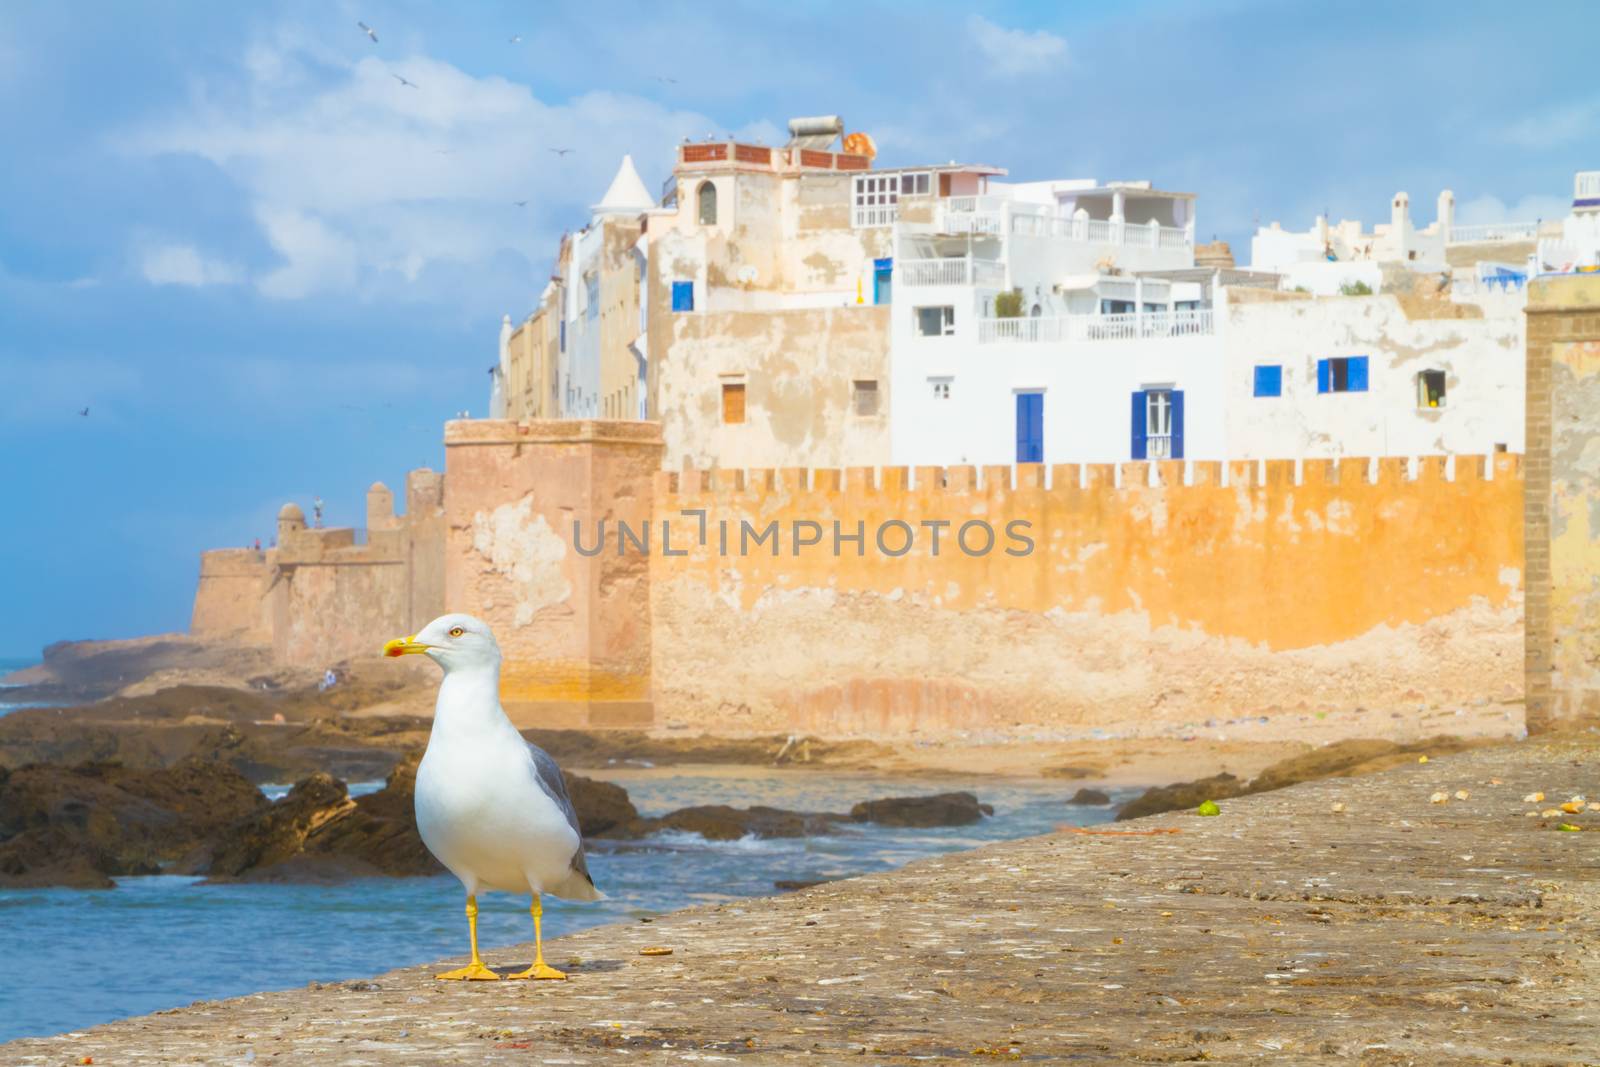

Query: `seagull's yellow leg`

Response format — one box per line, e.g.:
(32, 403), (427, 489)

(436, 895), (500, 980)
(508, 893), (566, 980)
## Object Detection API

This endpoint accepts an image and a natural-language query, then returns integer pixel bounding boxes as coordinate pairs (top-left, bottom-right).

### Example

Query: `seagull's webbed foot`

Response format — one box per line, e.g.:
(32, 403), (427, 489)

(507, 961), (566, 981)
(435, 961), (501, 981)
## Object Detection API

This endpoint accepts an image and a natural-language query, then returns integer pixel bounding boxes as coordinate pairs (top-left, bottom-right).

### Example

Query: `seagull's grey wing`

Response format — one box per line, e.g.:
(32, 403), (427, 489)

(527, 741), (595, 886)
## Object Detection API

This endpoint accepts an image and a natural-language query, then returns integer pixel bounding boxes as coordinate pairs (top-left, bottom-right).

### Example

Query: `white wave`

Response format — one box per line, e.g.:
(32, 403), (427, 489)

(638, 829), (799, 854)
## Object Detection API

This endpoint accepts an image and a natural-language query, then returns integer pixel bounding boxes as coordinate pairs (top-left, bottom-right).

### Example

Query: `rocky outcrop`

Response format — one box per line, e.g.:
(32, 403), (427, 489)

(0, 759), (268, 888)
(1115, 773), (1246, 822)
(849, 792), (992, 827)
(1115, 736), (1484, 821)
(566, 774), (638, 836)
(1067, 787), (1111, 806)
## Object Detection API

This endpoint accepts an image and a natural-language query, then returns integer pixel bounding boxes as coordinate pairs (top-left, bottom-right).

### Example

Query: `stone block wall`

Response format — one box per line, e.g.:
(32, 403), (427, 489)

(1524, 274), (1600, 731)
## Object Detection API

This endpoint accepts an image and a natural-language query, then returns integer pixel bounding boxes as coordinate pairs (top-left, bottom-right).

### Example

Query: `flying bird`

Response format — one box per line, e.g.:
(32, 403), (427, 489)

(78, 407), (89, 417)
(357, 20), (378, 43)
(513, 200), (529, 207)
(548, 147), (574, 157)
(653, 75), (677, 84)
(508, 34), (523, 44)
(385, 615), (601, 980)
(393, 73), (419, 89)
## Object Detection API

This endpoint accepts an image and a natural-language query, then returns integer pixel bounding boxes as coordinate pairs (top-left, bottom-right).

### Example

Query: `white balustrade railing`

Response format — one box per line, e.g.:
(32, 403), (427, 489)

(899, 257), (1005, 286)
(976, 308), (1215, 344)
(1447, 221), (1539, 244)
(1576, 171), (1600, 201)
(852, 204), (899, 228)
(933, 199), (1192, 249)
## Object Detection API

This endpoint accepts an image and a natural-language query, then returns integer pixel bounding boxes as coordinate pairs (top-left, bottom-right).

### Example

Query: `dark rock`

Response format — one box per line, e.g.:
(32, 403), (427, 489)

(0, 758), (269, 888)
(197, 752), (443, 881)
(849, 792), (992, 827)
(775, 876), (855, 892)
(565, 773), (637, 836)
(193, 773), (355, 879)
(1115, 773), (1245, 821)
(1067, 787), (1112, 806)
(1114, 735), (1486, 822)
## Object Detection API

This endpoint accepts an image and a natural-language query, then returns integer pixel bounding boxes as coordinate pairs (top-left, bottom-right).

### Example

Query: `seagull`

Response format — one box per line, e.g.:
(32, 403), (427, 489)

(393, 73), (419, 89)
(78, 407), (89, 417)
(357, 20), (378, 43)
(513, 200), (529, 207)
(385, 614), (600, 981)
(508, 34), (523, 44)
(653, 75), (677, 84)
(548, 147), (574, 157)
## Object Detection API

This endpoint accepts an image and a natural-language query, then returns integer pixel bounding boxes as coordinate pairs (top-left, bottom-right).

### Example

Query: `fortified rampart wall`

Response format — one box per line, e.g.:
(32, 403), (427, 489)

(190, 471), (446, 667)
(649, 455), (1524, 736)
(190, 420), (1529, 738)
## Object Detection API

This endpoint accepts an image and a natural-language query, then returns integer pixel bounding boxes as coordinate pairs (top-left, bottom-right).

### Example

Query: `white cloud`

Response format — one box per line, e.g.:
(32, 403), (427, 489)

(1456, 193), (1570, 226)
(139, 243), (242, 287)
(968, 15), (1067, 78)
(121, 35), (723, 303)
(1499, 98), (1600, 149)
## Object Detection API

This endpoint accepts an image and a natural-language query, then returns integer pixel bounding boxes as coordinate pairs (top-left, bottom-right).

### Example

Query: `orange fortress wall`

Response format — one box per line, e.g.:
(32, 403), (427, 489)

(649, 456), (1524, 735)
(193, 419), (1527, 738)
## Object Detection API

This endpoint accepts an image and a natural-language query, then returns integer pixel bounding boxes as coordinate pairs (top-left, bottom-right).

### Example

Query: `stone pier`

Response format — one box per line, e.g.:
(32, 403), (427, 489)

(4, 740), (1595, 1063)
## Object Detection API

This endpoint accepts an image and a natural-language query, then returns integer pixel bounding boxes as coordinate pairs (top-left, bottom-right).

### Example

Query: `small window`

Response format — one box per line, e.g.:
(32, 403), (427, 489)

(559, 319), (566, 352)
(721, 381), (745, 424)
(671, 281), (694, 312)
(1254, 365), (1283, 397)
(853, 379), (880, 416)
(584, 273), (599, 320)
(1317, 356), (1368, 394)
(916, 305), (955, 337)
(930, 377), (951, 400)
(1100, 299), (1135, 315)
(697, 181), (718, 226)
(1418, 370), (1446, 408)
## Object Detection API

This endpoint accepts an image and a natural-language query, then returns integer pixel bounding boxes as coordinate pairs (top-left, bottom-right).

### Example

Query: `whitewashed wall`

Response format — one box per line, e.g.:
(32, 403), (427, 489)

(1221, 294), (1525, 459)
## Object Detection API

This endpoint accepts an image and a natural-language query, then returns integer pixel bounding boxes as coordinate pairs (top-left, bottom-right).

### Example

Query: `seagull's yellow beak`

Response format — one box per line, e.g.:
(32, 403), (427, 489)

(383, 634), (431, 658)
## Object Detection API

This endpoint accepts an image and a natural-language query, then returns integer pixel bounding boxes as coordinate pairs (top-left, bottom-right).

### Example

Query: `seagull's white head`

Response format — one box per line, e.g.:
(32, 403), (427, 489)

(383, 613), (501, 673)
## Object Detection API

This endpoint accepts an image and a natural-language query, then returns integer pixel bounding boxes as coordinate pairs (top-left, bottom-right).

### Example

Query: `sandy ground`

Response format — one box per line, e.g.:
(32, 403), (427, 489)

(4, 739), (1593, 1064)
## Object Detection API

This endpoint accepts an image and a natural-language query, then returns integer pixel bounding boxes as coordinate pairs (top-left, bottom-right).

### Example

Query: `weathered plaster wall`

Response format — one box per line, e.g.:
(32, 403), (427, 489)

(647, 165), (893, 469)
(1224, 291), (1524, 459)
(442, 419), (663, 728)
(650, 456), (1524, 737)
(1524, 274), (1600, 731)
(190, 549), (273, 645)
(657, 306), (890, 471)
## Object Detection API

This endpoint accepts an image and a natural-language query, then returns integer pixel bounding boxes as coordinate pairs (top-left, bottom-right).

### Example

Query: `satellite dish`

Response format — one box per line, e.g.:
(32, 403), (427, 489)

(842, 131), (877, 160)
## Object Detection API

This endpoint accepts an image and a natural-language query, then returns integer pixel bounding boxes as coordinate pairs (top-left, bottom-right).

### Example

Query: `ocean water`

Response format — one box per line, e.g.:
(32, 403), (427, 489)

(0, 655), (41, 718)
(0, 768), (1128, 1042)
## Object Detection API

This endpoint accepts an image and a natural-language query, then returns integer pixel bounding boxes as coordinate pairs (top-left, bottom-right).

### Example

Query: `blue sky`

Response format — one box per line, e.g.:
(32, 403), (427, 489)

(2, 0), (1594, 657)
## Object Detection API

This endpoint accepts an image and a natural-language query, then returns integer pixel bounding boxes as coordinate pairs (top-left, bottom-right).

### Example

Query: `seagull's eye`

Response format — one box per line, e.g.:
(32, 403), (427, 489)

(448, 627), (465, 638)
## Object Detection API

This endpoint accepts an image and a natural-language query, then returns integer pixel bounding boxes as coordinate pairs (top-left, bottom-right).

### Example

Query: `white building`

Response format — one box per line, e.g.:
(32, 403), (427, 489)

(886, 176), (1541, 468)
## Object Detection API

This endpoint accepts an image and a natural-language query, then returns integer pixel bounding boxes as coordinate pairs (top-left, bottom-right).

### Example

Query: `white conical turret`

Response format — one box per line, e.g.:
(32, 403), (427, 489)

(591, 154), (655, 218)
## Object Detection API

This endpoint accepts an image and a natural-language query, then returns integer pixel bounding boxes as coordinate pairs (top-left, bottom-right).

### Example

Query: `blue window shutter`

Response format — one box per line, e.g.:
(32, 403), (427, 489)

(1170, 390), (1185, 459)
(1254, 365), (1281, 397)
(1316, 359), (1330, 394)
(1130, 391), (1147, 459)
(671, 281), (694, 312)
(1349, 356), (1368, 392)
